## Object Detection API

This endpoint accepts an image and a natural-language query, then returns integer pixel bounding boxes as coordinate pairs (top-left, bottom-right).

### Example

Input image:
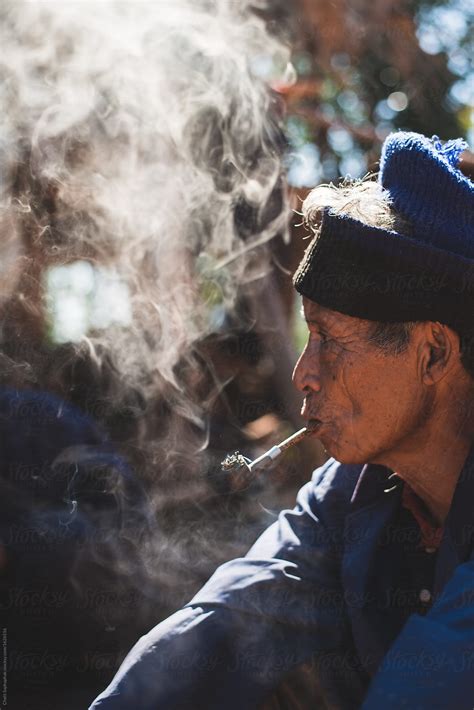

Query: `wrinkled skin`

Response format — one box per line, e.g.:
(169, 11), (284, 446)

(293, 297), (474, 524)
(293, 298), (435, 466)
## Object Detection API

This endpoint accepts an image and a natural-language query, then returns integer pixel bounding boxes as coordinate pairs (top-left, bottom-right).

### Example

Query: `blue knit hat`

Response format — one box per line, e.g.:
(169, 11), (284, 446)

(293, 131), (474, 334)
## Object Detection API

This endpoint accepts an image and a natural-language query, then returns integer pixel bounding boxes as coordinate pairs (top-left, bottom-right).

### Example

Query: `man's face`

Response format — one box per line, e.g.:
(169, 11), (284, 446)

(292, 298), (431, 465)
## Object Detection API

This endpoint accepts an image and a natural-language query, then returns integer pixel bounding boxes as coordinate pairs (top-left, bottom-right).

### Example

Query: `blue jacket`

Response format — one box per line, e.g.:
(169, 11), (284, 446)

(90, 452), (474, 709)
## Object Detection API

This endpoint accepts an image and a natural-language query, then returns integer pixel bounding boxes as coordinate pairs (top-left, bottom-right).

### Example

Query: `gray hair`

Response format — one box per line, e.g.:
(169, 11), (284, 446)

(368, 321), (416, 355)
(302, 176), (412, 235)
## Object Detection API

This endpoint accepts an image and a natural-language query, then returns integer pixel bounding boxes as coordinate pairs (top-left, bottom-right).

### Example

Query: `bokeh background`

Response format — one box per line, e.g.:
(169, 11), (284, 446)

(0, 1), (472, 708)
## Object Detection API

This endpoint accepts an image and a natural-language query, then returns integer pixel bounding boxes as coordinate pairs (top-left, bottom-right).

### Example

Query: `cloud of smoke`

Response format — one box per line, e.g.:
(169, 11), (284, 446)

(0, 0), (292, 397)
(0, 0), (298, 636)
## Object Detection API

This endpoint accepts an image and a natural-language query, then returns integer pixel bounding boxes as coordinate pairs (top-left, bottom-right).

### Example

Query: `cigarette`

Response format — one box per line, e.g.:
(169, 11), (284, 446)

(247, 426), (309, 471)
(221, 426), (313, 478)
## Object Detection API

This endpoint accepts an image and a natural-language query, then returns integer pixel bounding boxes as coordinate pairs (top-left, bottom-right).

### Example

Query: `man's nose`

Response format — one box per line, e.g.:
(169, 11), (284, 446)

(292, 343), (321, 393)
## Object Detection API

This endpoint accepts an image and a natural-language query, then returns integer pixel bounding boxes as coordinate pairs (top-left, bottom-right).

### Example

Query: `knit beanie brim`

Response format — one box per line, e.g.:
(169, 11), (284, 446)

(293, 132), (474, 333)
(293, 208), (474, 334)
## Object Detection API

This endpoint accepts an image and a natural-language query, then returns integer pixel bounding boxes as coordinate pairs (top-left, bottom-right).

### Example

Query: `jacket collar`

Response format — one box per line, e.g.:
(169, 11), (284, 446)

(445, 443), (474, 558)
(340, 449), (474, 599)
(435, 443), (474, 592)
(350, 462), (402, 510)
(341, 464), (403, 674)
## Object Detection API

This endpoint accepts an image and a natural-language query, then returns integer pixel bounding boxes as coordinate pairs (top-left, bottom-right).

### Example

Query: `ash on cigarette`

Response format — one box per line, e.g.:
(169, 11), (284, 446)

(221, 452), (250, 471)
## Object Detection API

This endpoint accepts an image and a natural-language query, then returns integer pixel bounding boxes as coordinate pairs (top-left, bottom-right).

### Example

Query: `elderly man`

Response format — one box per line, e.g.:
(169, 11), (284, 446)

(90, 132), (474, 709)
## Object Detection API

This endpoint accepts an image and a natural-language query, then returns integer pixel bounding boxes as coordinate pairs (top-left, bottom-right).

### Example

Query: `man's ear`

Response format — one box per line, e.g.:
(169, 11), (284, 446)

(421, 322), (459, 384)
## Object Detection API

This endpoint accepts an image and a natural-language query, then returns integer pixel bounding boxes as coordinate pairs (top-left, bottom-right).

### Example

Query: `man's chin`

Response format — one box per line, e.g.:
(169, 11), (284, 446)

(319, 436), (368, 465)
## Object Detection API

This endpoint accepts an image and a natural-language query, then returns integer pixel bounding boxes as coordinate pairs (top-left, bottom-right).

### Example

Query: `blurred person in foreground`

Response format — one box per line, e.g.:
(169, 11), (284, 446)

(90, 132), (474, 709)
